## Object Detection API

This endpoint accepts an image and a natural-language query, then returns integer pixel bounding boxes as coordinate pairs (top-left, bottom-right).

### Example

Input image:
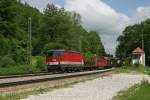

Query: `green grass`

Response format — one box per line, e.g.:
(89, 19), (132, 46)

(113, 81), (150, 100)
(0, 65), (46, 75)
(0, 56), (47, 75)
(115, 66), (150, 74)
(0, 88), (50, 100)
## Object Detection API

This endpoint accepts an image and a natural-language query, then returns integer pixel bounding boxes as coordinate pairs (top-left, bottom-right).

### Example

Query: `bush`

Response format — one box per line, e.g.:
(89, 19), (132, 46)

(0, 56), (47, 75)
(124, 56), (132, 66)
(34, 57), (47, 71)
(133, 62), (140, 67)
(0, 65), (41, 75)
(0, 55), (16, 67)
(84, 52), (96, 62)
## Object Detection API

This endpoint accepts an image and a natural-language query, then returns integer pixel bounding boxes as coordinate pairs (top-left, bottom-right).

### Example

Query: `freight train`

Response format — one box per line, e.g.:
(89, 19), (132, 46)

(46, 49), (116, 72)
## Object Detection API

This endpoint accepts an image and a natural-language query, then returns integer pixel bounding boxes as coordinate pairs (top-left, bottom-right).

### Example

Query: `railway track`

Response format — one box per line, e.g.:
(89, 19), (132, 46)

(0, 72), (52, 79)
(0, 68), (114, 88)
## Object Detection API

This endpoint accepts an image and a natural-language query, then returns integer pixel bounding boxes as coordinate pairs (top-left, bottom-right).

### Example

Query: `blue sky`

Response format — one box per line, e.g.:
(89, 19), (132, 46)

(104, 0), (150, 15)
(42, 0), (150, 16)
(53, 0), (64, 6)
(22, 0), (150, 16)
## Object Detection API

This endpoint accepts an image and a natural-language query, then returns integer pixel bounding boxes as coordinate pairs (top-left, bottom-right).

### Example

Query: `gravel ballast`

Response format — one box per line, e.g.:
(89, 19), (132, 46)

(23, 73), (147, 100)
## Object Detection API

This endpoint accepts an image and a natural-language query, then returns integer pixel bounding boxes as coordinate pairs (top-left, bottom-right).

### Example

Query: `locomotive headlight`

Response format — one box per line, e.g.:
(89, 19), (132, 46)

(48, 62), (59, 65)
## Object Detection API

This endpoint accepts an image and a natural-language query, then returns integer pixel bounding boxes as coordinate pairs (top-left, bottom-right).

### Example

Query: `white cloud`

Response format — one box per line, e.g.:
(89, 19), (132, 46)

(64, 0), (150, 55)
(130, 6), (150, 24)
(65, 0), (129, 55)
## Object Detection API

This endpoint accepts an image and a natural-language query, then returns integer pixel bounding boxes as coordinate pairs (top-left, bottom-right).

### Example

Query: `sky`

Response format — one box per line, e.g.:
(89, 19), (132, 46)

(104, 0), (150, 15)
(22, 0), (150, 55)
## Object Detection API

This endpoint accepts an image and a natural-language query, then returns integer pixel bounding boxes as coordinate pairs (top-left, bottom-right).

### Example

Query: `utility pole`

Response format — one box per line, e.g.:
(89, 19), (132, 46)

(28, 17), (32, 65)
(79, 37), (82, 53)
(79, 32), (82, 53)
(141, 15), (148, 52)
(141, 23), (146, 66)
(142, 31), (144, 51)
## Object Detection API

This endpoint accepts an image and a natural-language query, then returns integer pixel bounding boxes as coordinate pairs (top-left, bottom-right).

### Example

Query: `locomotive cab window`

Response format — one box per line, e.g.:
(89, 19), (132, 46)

(47, 51), (53, 57)
(46, 50), (63, 58)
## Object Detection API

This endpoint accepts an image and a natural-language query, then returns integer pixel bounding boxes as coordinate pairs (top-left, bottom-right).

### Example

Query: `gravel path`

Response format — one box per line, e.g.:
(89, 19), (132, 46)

(23, 73), (148, 100)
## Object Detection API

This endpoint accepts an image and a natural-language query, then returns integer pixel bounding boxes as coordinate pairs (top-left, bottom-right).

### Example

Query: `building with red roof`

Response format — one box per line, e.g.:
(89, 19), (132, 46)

(133, 47), (144, 53)
(132, 47), (145, 66)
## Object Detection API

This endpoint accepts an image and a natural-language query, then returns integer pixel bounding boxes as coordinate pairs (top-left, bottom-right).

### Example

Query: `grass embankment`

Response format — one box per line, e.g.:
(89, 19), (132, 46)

(115, 66), (150, 74)
(0, 56), (47, 75)
(0, 65), (46, 75)
(113, 81), (150, 100)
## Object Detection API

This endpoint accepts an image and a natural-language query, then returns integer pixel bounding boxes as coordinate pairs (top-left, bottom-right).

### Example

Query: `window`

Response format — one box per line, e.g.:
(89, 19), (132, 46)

(47, 50), (63, 58)
(132, 54), (141, 60)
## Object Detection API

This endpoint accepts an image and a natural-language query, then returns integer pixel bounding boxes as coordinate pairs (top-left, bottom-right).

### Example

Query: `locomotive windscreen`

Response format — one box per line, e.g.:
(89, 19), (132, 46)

(46, 50), (63, 58)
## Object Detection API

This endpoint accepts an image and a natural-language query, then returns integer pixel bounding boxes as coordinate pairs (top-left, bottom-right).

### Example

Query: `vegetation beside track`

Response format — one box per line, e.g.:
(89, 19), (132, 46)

(0, 57), (47, 75)
(0, 65), (45, 75)
(115, 66), (150, 74)
(113, 81), (150, 100)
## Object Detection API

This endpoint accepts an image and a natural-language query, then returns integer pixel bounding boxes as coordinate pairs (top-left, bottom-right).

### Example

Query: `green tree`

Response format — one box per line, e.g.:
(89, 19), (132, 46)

(40, 4), (83, 52)
(82, 31), (105, 56)
(0, 0), (17, 37)
(0, 0), (42, 66)
(116, 19), (150, 65)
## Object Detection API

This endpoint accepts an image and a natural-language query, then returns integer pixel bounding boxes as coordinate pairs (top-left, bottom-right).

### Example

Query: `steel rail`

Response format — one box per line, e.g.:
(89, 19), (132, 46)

(0, 68), (114, 88)
(0, 73), (52, 79)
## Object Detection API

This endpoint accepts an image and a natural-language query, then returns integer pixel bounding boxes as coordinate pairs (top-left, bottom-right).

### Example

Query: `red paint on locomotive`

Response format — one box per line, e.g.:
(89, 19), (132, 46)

(46, 50), (84, 66)
(62, 52), (84, 64)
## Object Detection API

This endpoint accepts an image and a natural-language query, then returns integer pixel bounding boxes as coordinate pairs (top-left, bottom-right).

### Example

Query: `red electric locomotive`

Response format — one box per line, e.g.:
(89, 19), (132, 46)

(46, 49), (84, 72)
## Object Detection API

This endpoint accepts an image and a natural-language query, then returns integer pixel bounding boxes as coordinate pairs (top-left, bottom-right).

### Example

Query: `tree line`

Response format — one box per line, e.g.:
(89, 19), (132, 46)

(116, 19), (150, 66)
(0, 0), (105, 67)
